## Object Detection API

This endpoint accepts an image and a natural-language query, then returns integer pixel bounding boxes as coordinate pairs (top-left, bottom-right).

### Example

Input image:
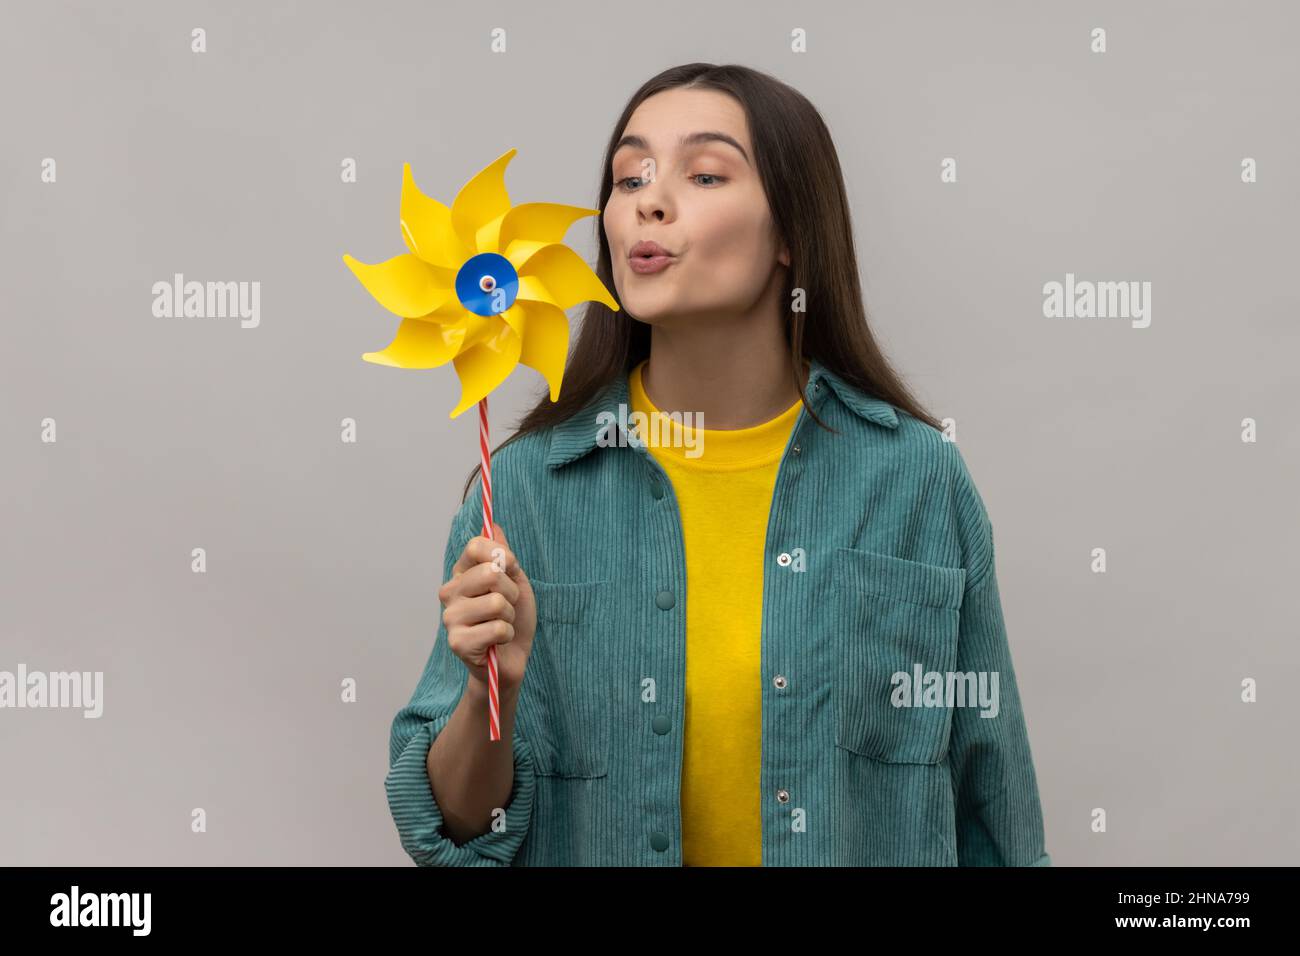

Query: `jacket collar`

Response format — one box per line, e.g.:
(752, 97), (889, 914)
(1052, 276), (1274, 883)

(545, 355), (898, 470)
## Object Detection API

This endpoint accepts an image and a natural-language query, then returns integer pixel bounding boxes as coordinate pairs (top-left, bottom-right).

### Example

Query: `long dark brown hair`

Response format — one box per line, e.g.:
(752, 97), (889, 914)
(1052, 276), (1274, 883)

(462, 62), (940, 502)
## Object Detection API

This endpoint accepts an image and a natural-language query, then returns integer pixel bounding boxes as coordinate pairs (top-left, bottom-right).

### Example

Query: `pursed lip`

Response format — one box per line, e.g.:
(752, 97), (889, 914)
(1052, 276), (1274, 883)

(629, 240), (674, 259)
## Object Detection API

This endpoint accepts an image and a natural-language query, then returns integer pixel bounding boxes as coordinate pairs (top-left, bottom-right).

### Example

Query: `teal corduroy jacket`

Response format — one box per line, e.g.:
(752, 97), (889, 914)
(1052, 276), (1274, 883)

(385, 357), (1052, 866)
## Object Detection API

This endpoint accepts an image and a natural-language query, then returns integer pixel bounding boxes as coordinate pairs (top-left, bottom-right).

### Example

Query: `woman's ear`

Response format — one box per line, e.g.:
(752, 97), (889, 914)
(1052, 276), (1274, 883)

(778, 244), (790, 268)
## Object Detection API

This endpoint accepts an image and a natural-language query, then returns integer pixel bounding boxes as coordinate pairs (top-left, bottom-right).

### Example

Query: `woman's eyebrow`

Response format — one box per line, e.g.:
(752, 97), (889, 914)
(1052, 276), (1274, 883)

(613, 131), (751, 166)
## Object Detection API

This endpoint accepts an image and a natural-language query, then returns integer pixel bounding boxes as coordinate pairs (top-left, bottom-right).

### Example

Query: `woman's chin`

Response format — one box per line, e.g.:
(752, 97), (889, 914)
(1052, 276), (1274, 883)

(624, 305), (688, 328)
(617, 292), (681, 326)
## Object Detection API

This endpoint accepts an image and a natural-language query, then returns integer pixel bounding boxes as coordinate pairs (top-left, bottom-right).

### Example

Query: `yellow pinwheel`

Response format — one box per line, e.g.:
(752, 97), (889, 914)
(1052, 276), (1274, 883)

(342, 149), (619, 417)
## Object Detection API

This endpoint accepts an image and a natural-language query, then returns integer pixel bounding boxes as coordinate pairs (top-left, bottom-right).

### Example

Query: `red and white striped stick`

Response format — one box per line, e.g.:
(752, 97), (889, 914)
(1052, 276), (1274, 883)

(478, 395), (501, 741)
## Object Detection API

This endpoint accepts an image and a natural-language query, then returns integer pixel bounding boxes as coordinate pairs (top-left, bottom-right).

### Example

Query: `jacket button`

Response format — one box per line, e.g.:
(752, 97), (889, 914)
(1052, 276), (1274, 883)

(792, 444), (801, 455)
(652, 714), (672, 735)
(649, 479), (665, 500)
(776, 789), (790, 804)
(777, 552), (792, 566)
(655, 589), (675, 610)
(773, 674), (788, 690)
(650, 831), (670, 852)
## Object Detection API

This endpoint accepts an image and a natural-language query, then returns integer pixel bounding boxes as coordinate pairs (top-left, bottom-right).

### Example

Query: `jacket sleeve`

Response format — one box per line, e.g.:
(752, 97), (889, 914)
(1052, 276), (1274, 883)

(947, 469), (1052, 867)
(384, 495), (538, 866)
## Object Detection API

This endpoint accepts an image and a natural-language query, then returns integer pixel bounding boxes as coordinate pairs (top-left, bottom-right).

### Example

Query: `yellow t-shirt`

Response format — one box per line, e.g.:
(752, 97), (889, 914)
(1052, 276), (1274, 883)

(627, 359), (803, 866)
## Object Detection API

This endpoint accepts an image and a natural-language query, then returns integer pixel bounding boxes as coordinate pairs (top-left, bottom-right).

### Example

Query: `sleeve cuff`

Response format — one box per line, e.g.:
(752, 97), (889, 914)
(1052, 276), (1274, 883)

(1027, 852), (1052, 866)
(385, 711), (537, 866)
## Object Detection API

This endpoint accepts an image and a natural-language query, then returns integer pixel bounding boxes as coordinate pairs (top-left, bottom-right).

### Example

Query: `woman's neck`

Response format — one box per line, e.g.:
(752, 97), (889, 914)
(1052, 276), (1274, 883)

(640, 319), (807, 430)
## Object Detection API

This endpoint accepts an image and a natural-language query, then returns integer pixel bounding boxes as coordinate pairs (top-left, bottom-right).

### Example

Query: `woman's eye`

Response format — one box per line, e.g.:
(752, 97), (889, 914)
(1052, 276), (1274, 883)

(613, 173), (728, 193)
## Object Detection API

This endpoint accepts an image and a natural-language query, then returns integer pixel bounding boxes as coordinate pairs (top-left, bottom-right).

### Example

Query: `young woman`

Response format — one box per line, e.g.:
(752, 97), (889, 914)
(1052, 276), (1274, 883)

(386, 63), (1051, 867)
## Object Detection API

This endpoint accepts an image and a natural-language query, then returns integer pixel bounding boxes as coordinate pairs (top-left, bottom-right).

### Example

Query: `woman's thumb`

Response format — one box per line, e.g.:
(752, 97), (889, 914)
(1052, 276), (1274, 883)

(489, 521), (517, 573)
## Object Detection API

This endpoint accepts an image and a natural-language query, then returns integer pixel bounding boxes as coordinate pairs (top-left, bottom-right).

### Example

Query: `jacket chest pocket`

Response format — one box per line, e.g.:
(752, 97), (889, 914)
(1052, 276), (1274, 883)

(516, 578), (613, 778)
(832, 547), (966, 765)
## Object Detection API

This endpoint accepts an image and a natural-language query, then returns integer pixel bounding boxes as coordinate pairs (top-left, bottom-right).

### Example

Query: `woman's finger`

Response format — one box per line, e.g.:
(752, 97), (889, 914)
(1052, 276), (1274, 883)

(448, 618), (516, 668)
(443, 589), (517, 631)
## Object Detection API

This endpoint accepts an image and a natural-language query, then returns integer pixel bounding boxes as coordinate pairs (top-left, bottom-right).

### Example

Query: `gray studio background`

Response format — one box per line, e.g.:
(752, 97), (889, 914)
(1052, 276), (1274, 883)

(3, 0), (1297, 866)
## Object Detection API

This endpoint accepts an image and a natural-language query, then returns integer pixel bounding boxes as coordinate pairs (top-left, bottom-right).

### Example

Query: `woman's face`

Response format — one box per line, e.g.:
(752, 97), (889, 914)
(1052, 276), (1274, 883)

(603, 87), (788, 326)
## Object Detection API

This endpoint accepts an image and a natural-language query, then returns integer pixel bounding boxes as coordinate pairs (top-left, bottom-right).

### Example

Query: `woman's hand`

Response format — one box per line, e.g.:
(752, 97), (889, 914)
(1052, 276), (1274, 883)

(438, 521), (536, 697)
